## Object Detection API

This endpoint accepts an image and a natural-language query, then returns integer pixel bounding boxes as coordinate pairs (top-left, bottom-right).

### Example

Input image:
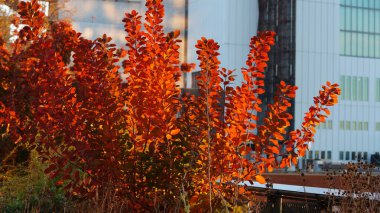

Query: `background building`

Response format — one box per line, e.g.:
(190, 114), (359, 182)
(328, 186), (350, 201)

(257, 0), (296, 132)
(185, 0), (259, 87)
(294, 0), (380, 165)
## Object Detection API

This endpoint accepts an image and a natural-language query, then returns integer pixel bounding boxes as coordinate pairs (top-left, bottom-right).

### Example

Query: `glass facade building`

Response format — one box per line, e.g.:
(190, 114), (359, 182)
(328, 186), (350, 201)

(294, 0), (380, 164)
(340, 0), (380, 58)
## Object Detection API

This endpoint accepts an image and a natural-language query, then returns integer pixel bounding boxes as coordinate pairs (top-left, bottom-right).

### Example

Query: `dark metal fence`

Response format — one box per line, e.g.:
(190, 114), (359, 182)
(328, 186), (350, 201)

(249, 187), (330, 213)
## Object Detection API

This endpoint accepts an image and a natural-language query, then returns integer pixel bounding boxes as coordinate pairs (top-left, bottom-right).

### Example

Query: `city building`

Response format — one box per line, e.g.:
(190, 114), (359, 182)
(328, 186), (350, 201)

(294, 0), (380, 165)
(185, 0), (259, 88)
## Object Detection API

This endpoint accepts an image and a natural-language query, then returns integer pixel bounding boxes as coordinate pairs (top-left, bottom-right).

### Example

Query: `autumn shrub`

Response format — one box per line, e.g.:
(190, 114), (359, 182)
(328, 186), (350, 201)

(0, 0), (341, 211)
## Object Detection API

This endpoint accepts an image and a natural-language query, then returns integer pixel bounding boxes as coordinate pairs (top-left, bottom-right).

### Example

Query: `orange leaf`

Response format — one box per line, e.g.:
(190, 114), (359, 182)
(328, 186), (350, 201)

(255, 175), (266, 184)
(267, 164), (274, 172)
(273, 132), (284, 140)
(267, 146), (279, 155)
(170, 129), (180, 136)
(238, 187), (246, 194)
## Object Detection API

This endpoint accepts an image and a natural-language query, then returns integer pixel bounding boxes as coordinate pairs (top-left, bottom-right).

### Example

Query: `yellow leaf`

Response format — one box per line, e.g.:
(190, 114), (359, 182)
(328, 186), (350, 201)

(166, 134), (172, 140)
(216, 133), (221, 139)
(255, 175), (266, 184)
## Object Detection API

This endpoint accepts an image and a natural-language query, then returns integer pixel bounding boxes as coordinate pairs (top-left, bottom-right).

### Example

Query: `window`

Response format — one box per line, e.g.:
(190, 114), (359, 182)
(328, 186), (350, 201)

(358, 121), (363, 130)
(340, 121), (345, 129)
(191, 71), (201, 88)
(363, 77), (369, 101)
(364, 152), (368, 161)
(327, 120), (333, 129)
(340, 76), (369, 101)
(308, 151), (313, 159)
(339, 151), (344, 160)
(318, 120), (333, 129)
(352, 121), (357, 130)
(340, 0), (380, 58)
(346, 121), (351, 130)
(376, 78), (380, 101)
(340, 76), (346, 99)
(346, 76), (351, 100)
(327, 151), (332, 160)
(358, 152), (363, 161)
(340, 120), (368, 131)
(352, 152), (357, 160)
(315, 151), (320, 160)
(346, 151), (350, 160)
(376, 122), (380, 131)
(363, 122), (369, 130)
(321, 151), (326, 159)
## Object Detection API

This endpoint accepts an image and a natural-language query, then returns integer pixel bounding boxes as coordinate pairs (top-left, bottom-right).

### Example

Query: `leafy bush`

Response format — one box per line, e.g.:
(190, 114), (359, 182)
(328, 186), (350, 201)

(0, 0), (340, 211)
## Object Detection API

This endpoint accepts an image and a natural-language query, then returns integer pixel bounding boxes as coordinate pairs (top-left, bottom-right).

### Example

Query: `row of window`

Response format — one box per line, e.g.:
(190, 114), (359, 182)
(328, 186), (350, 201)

(340, 76), (368, 101)
(339, 151), (369, 161)
(317, 120), (333, 129)
(318, 120), (380, 131)
(340, 0), (380, 58)
(306, 150), (375, 161)
(341, 76), (380, 102)
(306, 151), (332, 160)
(340, 6), (380, 33)
(340, 31), (380, 58)
(341, 0), (380, 9)
(315, 120), (380, 131)
(339, 120), (369, 130)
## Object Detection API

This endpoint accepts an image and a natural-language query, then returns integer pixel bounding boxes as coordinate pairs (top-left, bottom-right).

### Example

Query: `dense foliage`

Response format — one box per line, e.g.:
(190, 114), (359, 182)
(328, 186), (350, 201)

(0, 0), (340, 211)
